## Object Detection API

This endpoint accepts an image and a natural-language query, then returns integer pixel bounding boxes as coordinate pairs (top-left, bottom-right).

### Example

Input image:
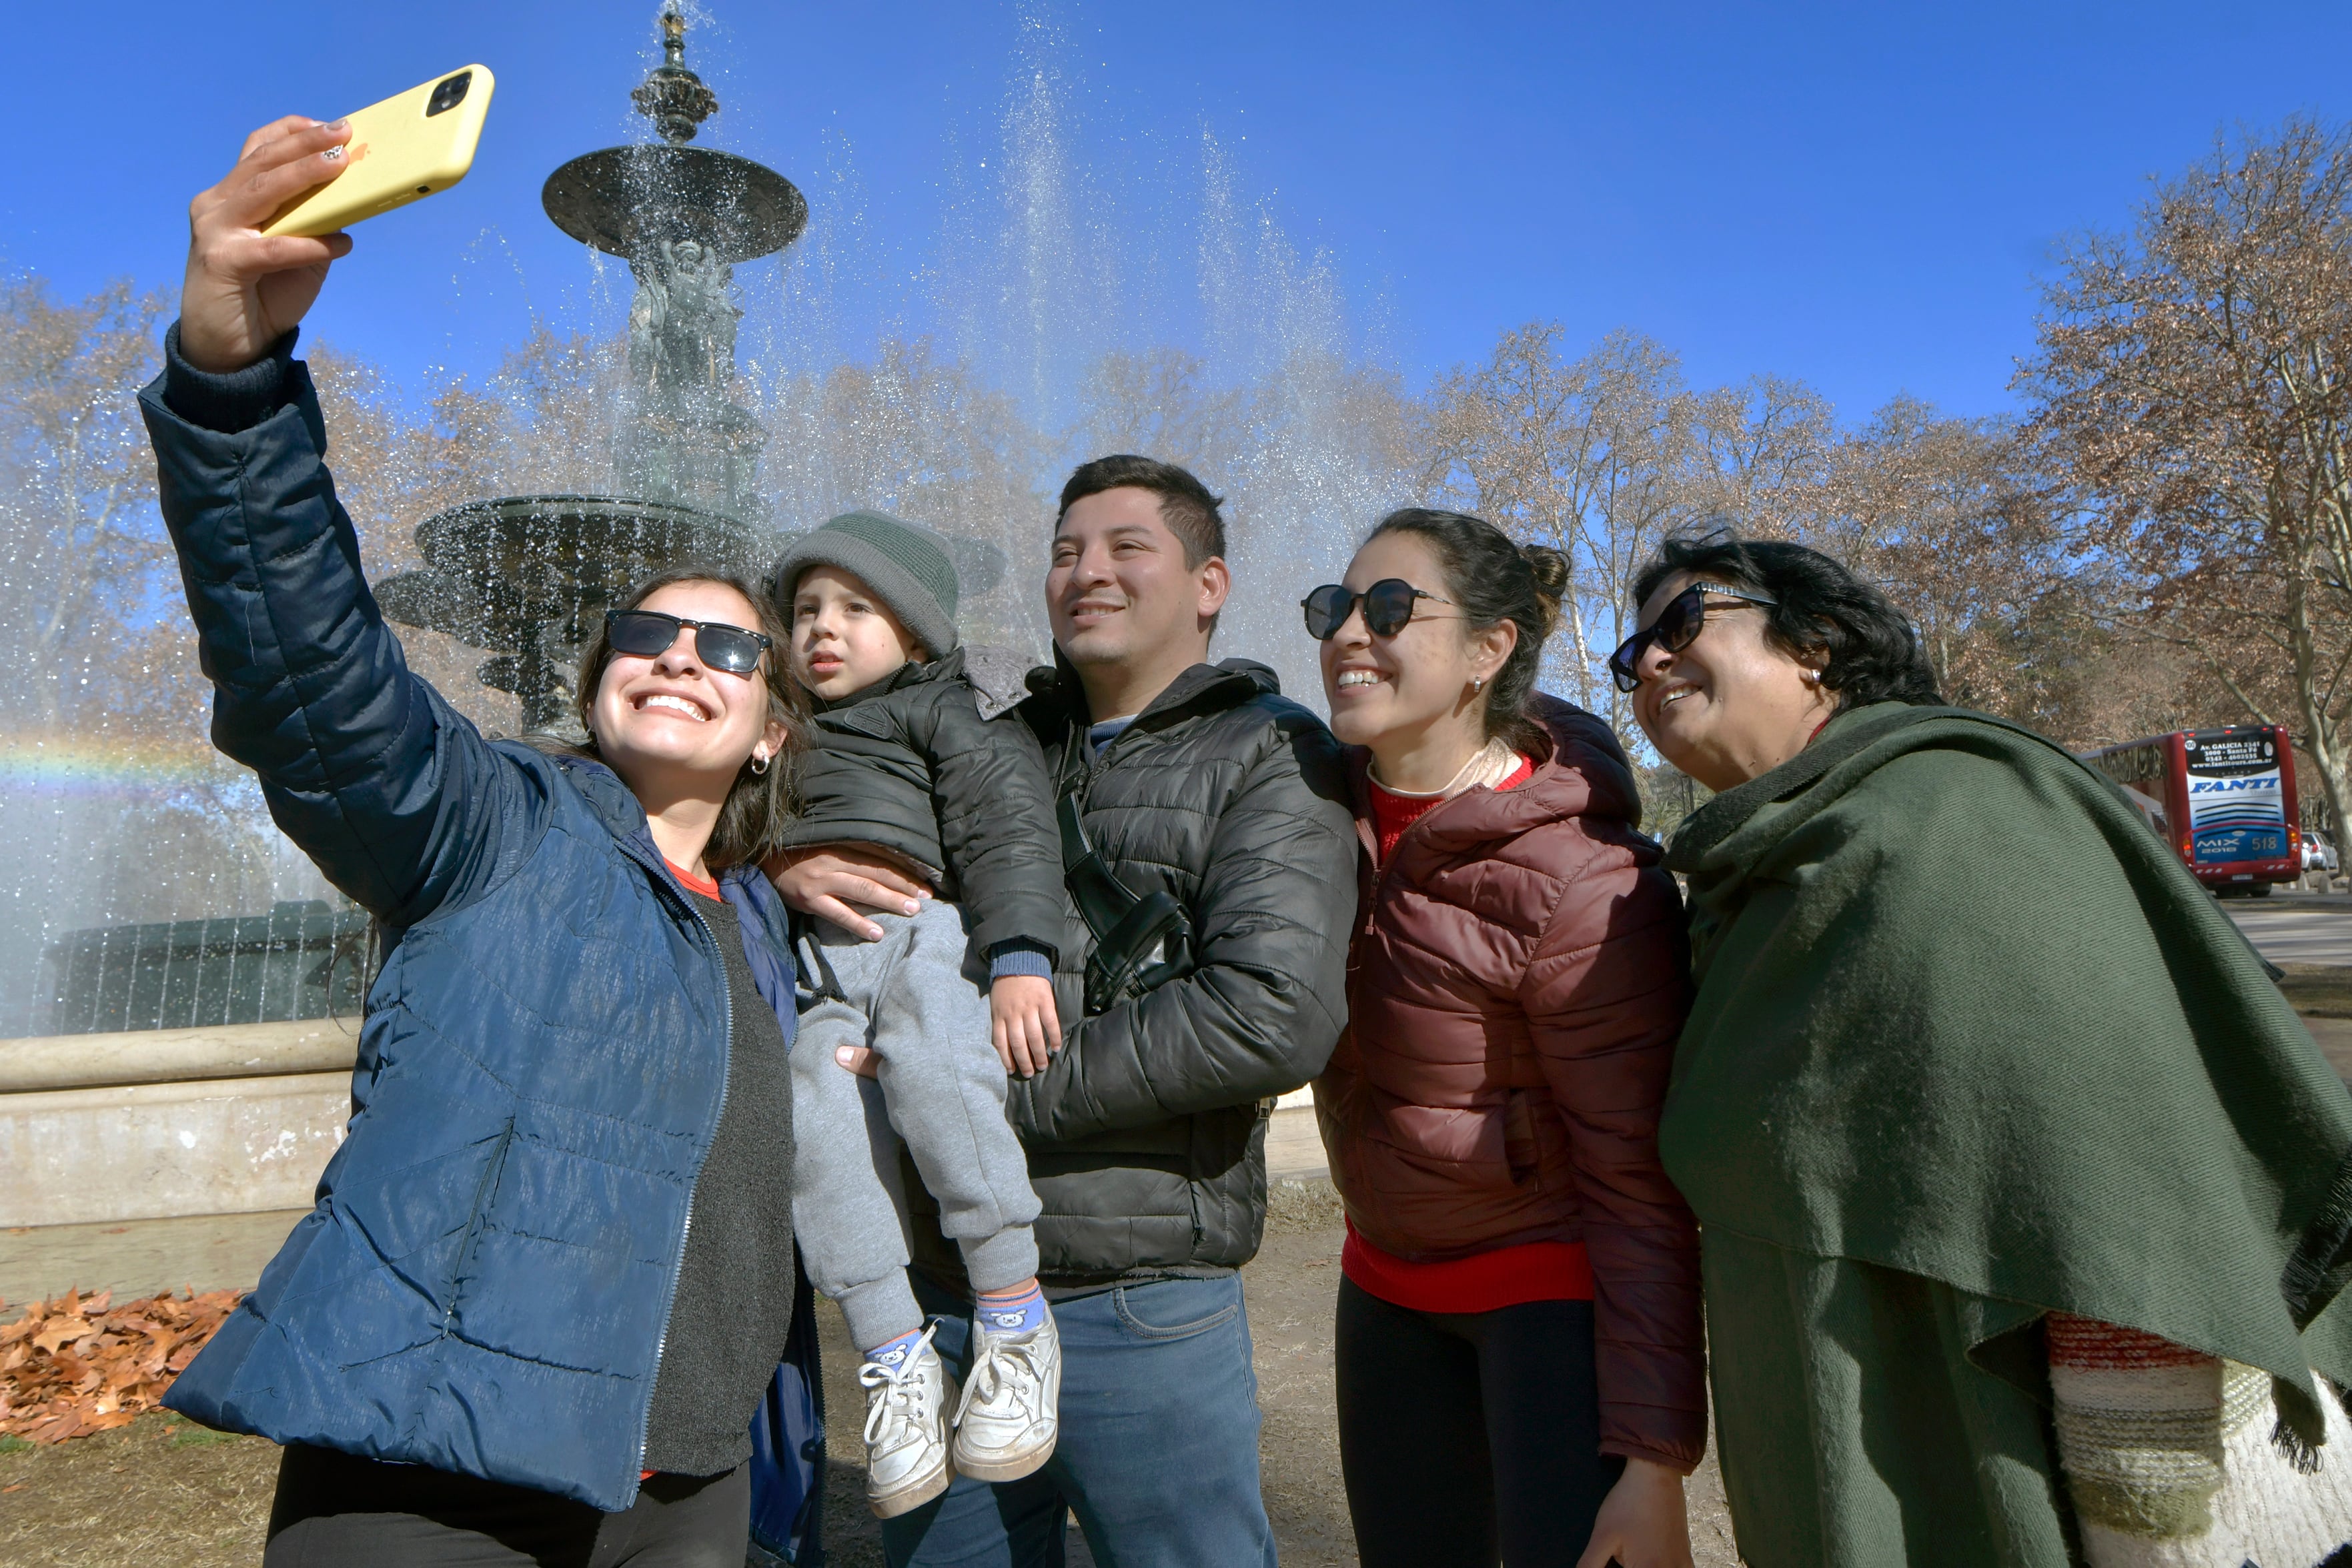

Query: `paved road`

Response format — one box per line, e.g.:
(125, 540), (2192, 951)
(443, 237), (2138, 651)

(2225, 892), (2352, 965)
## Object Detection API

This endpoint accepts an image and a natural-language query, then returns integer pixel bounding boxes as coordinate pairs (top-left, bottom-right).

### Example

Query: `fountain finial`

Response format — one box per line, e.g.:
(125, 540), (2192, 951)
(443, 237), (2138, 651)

(632, 4), (719, 145)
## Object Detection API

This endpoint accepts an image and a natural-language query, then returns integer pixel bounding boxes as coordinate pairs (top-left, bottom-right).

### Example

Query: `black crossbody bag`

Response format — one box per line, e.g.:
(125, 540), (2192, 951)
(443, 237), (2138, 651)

(1058, 792), (1194, 1015)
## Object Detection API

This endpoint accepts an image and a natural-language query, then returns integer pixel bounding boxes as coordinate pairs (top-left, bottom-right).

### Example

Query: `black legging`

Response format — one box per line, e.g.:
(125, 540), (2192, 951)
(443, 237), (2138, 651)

(263, 1444), (748, 1567)
(1334, 1277), (1626, 1568)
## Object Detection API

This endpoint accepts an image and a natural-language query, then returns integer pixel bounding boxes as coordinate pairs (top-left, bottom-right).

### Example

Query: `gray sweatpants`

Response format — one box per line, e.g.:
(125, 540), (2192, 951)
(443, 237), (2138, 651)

(789, 900), (1043, 1352)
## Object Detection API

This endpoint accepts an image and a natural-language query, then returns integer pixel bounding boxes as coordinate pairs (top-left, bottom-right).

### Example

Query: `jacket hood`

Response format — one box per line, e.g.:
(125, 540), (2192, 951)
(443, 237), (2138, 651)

(1347, 694), (1644, 852)
(553, 750), (650, 842)
(1023, 651), (1280, 730)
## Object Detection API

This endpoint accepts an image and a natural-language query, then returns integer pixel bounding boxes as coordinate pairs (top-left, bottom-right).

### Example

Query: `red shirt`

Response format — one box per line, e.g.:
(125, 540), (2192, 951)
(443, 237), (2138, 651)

(1349, 753), (1593, 1313)
(666, 859), (722, 900)
(1366, 752), (1535, 863)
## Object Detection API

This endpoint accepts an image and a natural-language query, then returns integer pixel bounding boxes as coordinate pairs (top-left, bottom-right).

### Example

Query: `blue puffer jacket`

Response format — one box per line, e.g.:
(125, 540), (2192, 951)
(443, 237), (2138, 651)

(138, 339), (816, 1524)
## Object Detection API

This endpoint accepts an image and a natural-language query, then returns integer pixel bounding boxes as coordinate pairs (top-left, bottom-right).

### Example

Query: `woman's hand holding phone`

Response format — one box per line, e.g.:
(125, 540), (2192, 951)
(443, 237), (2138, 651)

(181, 118), (356, 374)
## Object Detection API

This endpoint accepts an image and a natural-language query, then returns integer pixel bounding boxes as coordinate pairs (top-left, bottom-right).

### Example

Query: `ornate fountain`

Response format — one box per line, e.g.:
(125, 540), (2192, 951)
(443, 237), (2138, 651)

(375, 5), (807, 730)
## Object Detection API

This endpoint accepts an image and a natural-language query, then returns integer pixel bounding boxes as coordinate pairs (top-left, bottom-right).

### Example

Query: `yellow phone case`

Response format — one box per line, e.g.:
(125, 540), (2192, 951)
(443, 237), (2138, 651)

(263, 65), (496, 237)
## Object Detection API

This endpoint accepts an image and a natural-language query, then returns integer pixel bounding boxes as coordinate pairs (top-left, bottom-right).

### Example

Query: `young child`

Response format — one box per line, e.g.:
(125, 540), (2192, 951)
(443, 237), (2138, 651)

(766, 510), (1068, 1519)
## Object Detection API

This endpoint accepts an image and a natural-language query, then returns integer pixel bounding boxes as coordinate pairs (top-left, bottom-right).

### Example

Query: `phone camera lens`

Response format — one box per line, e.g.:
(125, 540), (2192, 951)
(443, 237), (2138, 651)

(426, 71), (472, 117)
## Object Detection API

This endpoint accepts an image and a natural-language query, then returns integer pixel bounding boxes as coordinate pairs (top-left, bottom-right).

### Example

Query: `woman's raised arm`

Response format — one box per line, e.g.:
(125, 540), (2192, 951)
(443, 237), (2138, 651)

(139, 121), (537, 926)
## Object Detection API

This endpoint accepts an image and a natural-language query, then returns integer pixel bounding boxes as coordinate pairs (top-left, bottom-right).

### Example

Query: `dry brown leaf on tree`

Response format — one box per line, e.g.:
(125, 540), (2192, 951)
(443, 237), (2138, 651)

(0, 1287), (245, 1443)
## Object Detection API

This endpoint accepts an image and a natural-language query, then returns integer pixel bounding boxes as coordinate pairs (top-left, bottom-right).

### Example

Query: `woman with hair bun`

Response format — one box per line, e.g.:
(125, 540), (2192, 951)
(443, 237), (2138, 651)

(1309, 508), (1706, 1568)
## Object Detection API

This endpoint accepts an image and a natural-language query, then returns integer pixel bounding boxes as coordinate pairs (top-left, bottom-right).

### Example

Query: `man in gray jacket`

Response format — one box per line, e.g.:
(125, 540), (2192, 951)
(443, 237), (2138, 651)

(776, 456), (1357, 1566)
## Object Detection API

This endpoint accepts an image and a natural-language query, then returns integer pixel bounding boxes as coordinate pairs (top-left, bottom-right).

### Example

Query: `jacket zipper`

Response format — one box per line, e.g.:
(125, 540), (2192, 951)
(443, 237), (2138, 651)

(622, 847), (734, 1494)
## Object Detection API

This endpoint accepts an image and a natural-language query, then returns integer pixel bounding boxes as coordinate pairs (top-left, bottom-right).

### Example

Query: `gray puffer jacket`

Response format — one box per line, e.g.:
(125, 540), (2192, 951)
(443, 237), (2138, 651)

(778, 648), (1065, 972)
(908, 656), (1359, 1289)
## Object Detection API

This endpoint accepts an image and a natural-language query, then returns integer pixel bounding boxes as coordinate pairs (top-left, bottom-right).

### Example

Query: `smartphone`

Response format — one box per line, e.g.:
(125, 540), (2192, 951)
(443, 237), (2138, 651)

(263, 65), (496, 237)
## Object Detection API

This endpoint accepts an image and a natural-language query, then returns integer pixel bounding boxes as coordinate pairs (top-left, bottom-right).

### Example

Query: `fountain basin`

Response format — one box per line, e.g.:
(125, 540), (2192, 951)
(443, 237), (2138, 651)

(1, 1066), (348, 1227)
(376, 493), (767, 728)
(37, 900), (368, 1039)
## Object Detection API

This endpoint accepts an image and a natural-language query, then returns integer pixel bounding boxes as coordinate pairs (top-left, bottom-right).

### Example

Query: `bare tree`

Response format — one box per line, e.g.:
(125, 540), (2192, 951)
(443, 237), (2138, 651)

(758, 338), (1053, 652)
(1425, 316), (2091, 752)
(1423, 327), (1862, 734)
(2019, 114), (2352, 828)
(1812, 398), (2072, 719)
(0, 277), (176, 728)
(1682, 374), (1836, 535)
(1073, 347), (1251, 478)
(1421, 326), (1697, 726)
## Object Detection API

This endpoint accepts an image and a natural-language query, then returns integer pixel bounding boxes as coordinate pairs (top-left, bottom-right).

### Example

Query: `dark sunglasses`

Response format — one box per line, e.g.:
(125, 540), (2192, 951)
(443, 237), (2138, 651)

(1606, 582), (1778, 693)
(605, 610), (772, 676)
(1301, 579), (1456, 641)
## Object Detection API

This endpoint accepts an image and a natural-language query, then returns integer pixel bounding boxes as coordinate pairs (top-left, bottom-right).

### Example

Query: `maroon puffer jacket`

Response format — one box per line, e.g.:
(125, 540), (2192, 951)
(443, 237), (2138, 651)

(1314, 696), (1706, 1472)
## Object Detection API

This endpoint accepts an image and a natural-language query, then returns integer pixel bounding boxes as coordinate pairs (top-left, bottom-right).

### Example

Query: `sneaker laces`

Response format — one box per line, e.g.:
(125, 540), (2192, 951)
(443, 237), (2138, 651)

(859, 1323), (943, 1449)
(957, 1326), (1048, 1423)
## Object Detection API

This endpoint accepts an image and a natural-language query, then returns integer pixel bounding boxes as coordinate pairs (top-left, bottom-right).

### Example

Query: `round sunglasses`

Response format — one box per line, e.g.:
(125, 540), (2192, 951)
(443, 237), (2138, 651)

(1301, 578), (1455, 641)
(604, 609), (772, 676)
(1606, 582), (1777, 693)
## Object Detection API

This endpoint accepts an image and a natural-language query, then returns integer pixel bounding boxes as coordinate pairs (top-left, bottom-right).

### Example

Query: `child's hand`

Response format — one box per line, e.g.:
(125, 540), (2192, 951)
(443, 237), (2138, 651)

(989, 975), (1062, 1078)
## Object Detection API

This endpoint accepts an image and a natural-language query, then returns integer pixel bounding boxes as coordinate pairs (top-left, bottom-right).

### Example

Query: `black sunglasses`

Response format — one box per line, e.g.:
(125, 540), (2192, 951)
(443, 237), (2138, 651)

(1301, 579), (1456, 641)
(605, 610), (772, 676)
(1606, 583), (1778, 693)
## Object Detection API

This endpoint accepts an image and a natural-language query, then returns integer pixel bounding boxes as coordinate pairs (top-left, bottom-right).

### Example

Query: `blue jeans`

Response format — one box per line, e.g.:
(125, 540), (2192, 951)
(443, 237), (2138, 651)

(883, 1272), (1277, 1568)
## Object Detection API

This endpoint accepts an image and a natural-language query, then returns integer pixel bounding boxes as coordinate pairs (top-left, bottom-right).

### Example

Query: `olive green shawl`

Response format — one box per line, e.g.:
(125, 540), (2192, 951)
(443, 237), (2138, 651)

(1659, 702), (2352, 1451)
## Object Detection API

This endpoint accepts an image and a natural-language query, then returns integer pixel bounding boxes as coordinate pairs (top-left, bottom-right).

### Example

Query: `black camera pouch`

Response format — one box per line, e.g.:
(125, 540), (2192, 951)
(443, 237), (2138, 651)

(1058, 793), (1195, 1014)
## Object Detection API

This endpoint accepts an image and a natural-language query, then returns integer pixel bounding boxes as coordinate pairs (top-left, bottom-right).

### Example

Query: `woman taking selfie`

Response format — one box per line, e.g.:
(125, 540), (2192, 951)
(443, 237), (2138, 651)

(141, 118), (814, 1565)
(1623, 530), (2352, 1567)
(1309, 508), (1706, 1568)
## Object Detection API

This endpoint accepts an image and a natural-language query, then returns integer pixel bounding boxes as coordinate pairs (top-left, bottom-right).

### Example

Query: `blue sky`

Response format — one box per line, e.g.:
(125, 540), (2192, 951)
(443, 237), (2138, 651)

(13, 1), (2351, 423)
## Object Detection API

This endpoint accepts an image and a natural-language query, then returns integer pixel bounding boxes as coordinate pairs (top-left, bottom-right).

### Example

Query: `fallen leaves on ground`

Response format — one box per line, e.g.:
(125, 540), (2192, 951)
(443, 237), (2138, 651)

(0, 1288), (244, 1443)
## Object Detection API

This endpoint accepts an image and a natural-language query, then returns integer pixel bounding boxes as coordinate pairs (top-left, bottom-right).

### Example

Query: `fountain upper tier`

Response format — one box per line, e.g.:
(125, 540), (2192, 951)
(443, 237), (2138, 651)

(543, 145), (806, 265)
(542, 0), (803, 265)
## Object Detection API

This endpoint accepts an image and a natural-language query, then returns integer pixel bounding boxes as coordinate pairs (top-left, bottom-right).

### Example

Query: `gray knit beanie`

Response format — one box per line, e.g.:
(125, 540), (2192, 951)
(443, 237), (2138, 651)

(767, 510), (961, 658)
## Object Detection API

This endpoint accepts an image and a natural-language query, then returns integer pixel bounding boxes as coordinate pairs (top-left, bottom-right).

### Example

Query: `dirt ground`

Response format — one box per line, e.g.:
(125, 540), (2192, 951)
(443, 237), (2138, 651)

(0, 1180), (1740, 1567)
(0, 1415), (277, 1565)
(12, 958), (2349, 1561)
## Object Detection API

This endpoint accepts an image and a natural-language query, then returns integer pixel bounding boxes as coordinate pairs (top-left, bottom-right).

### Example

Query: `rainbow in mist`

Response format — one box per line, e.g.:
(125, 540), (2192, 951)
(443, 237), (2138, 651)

(0, 731), (247, 800)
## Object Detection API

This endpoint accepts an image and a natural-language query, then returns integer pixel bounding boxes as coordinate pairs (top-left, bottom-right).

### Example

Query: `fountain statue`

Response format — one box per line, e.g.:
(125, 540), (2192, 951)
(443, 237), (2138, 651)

(374, 3), (807, 731)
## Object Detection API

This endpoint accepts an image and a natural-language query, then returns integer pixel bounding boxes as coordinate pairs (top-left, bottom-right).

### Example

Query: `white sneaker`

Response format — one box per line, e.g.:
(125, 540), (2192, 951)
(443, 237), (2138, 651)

(858, 1323), (959, 1518)
(951, 1306), (1061, 1483)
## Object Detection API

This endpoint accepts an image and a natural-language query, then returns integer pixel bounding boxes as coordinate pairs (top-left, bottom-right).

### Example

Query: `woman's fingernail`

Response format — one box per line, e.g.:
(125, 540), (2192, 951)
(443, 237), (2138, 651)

(836, 1047), (855, 1064)
(903, 901), (920, 915)
(322, 145), (344, 161)
(323, 119), (350, 133)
